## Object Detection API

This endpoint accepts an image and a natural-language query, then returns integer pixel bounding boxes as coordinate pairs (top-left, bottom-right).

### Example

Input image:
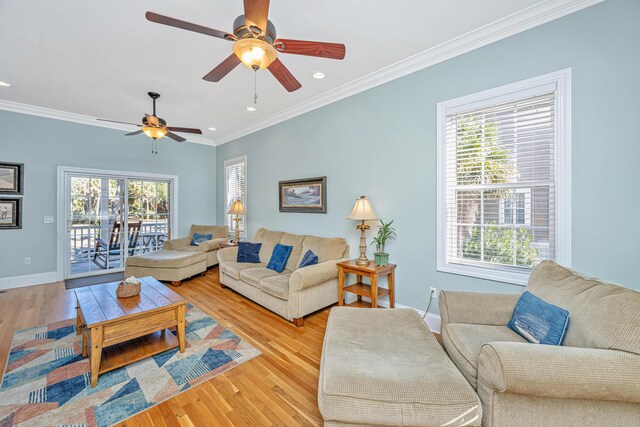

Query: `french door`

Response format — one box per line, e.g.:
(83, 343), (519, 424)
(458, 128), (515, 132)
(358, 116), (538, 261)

(58, 167), (177, 280)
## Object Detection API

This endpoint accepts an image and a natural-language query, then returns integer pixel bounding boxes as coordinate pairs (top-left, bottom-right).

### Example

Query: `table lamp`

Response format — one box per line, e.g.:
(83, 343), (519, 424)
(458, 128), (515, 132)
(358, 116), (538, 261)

(347, 195), (378, 265)
(227, 199), (246, 244)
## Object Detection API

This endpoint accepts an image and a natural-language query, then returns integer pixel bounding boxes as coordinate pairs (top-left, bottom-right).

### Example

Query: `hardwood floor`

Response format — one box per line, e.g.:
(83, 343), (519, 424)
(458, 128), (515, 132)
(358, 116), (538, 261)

(0, 267), (331, 426)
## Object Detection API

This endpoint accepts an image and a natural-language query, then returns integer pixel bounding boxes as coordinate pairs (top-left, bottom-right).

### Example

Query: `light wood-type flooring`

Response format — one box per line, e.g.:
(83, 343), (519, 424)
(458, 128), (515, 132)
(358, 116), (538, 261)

(0, 266), (332, 426)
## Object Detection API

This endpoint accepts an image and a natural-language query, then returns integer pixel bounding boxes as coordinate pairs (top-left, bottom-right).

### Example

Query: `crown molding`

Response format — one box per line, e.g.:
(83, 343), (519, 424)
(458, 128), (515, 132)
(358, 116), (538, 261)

(215, 0), (603, 145)
(0, 99), (217, 146)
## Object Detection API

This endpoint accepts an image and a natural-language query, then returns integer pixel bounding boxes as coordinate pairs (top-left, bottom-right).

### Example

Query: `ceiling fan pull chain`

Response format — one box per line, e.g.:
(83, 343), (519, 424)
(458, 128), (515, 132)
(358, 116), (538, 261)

(254, 69), (258, 105)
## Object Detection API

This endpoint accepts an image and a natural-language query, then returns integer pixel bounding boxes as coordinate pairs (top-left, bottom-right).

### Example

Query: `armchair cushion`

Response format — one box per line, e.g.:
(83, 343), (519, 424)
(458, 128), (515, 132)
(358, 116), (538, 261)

(189, 224), (228, 239)
(442, 323), (526, 389)
(163, 237), (191, 251)
(289, 258), (348, 292)
(507, 291), (569, 345)
(190, 232), (212, 246)
(478, 341), (640, 403)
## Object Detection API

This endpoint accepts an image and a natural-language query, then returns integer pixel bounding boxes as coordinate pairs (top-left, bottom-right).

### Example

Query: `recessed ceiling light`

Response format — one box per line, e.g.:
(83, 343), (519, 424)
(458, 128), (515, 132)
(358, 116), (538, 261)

(0, 81), (11, 87)
(312, 72), (326, 80)
(246, 106), (257, 112)
(208, 127), (217, 131)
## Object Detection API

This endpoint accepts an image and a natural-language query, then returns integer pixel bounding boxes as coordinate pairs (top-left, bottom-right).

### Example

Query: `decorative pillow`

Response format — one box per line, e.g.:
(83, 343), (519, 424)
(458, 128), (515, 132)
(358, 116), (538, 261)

(191, 233), (212, 246)
(237, 242), (262, 263)
(298, 250), (318, 269)
(508, 291), (570, 345)
(267, 244), (293, 273)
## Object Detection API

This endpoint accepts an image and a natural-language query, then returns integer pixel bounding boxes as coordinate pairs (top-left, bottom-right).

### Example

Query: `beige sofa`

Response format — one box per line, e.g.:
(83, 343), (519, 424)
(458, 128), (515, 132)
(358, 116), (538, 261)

(217, 228), (350, 326)
(439, 260), (640, 427)
(163, 224), (229, 267)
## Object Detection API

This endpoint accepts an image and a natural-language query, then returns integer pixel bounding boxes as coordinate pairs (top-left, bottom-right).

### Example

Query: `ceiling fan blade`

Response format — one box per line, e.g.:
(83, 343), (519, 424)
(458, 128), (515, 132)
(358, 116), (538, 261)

(274, 39), (346, 60)
(125, 130), (144, 136)
(145, 11), (233, 41)
(97, 118), (141, 126)
(165, 131), (187, 142)
(268, 58), (302, 92)
(167, 127), (203, 135)
(145, 114), (160, 126)
(243, 0), (270, 35)
(203, 54), (241, 82)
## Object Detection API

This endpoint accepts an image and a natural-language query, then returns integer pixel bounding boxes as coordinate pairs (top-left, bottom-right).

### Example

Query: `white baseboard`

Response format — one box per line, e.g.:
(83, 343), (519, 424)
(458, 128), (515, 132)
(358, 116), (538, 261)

(344, 294), (441, 333)
(0, 271), (59, 291)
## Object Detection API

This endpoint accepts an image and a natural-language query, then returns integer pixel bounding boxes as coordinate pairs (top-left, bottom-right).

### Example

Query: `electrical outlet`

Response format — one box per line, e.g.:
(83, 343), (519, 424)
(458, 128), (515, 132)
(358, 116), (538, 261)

(430, 287), (438, 299)
(24, 258), (31, 265)
(43, 216), (55, 224)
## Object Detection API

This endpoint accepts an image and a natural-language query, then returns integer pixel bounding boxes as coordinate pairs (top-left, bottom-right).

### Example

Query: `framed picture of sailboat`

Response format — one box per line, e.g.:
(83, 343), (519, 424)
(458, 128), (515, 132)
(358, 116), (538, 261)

(279, 176), (327, 213)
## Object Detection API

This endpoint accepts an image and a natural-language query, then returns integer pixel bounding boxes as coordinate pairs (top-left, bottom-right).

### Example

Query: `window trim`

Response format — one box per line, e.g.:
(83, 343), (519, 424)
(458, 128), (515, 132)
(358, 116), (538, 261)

(436, 69), (572, 286)
(224, 155), (247, 239)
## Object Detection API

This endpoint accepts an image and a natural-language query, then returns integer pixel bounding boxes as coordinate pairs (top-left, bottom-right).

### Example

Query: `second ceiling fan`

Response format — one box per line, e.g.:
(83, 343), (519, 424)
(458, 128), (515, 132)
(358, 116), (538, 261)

(146, 0), (346, 92)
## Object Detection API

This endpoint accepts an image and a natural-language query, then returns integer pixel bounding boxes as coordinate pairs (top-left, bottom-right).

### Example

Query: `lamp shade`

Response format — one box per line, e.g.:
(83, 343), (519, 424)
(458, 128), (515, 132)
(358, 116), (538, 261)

(347, 196), (378, 221)
(227, 199), (246, 215)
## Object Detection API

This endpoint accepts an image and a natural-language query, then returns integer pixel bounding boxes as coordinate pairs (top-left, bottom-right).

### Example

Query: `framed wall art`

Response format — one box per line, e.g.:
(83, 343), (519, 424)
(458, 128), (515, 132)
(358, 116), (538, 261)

(279, 176), (327, 214)
(0, 197), (22, 229)
(0, 162), (24, 195)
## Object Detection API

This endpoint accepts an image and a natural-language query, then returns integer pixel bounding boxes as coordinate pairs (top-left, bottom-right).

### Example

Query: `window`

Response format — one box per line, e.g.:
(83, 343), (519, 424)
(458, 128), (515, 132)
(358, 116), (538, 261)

(224, 156), (247, 238)
(437, 70), (571, 285)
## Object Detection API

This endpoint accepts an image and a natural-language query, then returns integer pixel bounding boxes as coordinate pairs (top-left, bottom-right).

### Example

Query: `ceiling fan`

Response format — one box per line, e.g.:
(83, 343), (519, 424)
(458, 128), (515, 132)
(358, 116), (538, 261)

(98, 92), (202, 154)
(146, 0), (346, 92)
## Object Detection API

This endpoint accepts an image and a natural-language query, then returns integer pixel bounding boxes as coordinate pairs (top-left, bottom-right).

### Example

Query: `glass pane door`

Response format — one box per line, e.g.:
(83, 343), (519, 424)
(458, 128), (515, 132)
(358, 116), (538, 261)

(128, 179), (171, 254)
(68, 175), (126, 278)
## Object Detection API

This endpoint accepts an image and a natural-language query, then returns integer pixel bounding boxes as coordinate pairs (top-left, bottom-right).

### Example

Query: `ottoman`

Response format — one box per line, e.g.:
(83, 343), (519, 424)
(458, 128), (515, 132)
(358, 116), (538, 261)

(125, 250), (207, 286)
(319, 307), (481, 426)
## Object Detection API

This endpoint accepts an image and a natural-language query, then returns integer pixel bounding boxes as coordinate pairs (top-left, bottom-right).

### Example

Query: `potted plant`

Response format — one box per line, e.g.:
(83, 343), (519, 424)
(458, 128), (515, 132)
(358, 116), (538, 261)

(371, 219), (396, 266)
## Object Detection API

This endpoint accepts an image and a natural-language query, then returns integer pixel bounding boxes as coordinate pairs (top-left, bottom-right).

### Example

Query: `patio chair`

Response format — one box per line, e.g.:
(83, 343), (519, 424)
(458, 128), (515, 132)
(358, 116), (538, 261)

(93, 219), (142, 269)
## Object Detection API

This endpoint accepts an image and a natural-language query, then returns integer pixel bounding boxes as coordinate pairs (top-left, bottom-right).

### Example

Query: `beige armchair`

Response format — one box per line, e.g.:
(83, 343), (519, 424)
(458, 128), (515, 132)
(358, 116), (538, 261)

(439, 261), (640, 427)
(163, 224), (229, 267)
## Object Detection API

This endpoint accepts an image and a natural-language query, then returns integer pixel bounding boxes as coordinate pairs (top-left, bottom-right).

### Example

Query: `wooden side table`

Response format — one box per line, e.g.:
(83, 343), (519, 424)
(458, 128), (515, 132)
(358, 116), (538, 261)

(337, 260), (396, 308)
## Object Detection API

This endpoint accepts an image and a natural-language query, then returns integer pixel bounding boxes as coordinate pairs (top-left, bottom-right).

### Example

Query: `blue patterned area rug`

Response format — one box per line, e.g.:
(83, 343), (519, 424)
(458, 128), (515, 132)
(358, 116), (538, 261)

(0, 303), (260, 427)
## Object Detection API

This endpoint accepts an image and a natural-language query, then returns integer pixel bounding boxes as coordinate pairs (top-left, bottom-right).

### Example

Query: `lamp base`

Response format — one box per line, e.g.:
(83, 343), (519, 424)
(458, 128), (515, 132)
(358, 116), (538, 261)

(355, 258), (371, 266)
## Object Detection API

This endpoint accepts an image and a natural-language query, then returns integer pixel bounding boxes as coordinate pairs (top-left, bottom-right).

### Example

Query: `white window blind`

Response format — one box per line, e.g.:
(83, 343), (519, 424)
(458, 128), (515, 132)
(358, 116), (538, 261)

(224, 156), (246, 238)
(437, 70), (571, 284)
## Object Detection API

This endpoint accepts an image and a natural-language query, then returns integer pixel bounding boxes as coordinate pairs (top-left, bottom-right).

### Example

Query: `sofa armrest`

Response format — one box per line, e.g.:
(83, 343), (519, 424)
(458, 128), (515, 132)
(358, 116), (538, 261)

(439, 291), (520, 326)
(217, 247), (238, 263)
(478, 341), (640, 403)
(163, 237), (191, 250)
(289, 258), (349, 292)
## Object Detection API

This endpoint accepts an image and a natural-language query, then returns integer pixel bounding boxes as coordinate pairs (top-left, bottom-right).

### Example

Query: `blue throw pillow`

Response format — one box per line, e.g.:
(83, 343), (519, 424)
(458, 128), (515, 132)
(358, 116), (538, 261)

(191, 233), (212, 246)
(298, 250), (318, 269)
(267, 244), (293, 273)
(237, 242), (262, 263)
(508, 291), (570, 345)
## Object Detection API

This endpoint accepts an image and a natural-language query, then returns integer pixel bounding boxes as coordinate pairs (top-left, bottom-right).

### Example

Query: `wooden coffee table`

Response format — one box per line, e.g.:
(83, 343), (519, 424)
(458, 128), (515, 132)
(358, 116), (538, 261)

(74, 276), (186, 387)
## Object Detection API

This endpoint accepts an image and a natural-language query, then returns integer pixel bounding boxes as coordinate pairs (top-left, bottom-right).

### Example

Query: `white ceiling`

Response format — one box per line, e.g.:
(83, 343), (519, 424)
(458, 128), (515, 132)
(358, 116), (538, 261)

(0, 0), (598, 145)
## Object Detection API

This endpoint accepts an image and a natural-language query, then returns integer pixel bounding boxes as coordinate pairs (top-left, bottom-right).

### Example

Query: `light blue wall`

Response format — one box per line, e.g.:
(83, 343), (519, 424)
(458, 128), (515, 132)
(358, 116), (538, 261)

(217, 0), (640, 314)
(0, 110), (217, 279)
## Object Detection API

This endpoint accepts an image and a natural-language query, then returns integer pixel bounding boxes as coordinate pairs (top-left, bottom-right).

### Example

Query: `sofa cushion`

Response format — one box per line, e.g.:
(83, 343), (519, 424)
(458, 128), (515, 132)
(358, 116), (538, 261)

(237, 242), (262, 263)
(126, 250), (206, 269)
(527, 260), (640, 355)
(280, 233), (305, 271)
(267, 244), (293, 273)
(189, 224), (228, 239)
(442, 323), (526, 389)
(240, 267), (282, 288)
(220, 261), (265, 280)
(253, 228), (285, 264)
(260, 274), (291, 300)
(298, 250), (318, 269)
(297, 235), (347, 265)
(319, 308), (481, 426)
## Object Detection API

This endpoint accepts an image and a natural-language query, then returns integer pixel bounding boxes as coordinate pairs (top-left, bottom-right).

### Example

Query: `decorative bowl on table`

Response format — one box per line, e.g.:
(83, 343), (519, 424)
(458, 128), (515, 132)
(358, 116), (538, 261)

(116, 276), (141, 298)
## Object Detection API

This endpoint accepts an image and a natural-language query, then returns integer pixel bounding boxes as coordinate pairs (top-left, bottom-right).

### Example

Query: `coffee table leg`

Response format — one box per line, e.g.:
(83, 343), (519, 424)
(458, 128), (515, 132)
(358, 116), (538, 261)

(76, 304), (82, 335)
(82, 329), (88, 357)
(89, 326), (103, 387)
(177, 304), (186, 353)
